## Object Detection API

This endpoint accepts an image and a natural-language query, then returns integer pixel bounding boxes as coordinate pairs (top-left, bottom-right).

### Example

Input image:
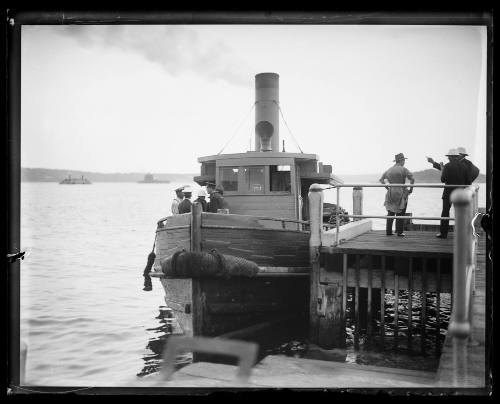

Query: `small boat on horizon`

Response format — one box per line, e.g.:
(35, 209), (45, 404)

(138, 173), (171, 184)
(59, 174), (91, 184)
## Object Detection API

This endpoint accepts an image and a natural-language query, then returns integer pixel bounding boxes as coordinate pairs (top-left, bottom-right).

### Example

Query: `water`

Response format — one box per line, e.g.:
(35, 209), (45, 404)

(19, 182), (486, 386)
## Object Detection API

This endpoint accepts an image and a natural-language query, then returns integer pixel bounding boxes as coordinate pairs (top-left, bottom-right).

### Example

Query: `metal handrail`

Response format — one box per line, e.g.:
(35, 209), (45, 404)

(327, 183), (479, 246)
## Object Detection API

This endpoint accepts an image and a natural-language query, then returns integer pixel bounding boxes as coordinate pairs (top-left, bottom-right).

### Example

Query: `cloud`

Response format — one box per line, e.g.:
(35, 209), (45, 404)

(53, 25), (250, 87)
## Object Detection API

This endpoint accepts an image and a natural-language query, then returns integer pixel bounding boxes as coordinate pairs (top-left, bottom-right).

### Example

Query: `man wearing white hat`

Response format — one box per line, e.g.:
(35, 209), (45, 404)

(178, 185), (193, 214)
(171, 186), (185, 215)
(436, 148), (470, 239)
(457, 146), (480, 184)
(193, 188), (208, 212)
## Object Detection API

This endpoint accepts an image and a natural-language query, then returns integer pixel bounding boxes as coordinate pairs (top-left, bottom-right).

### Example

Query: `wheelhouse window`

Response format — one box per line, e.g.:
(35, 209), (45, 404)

(270, 165), (291, 192)
(220, 167), (239, 191)
(243, 166), (265, 193)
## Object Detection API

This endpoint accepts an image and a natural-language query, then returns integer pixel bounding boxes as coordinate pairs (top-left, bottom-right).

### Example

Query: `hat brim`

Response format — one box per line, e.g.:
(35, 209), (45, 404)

(393, 158), (408, 162)
(445, 154), (459, 157)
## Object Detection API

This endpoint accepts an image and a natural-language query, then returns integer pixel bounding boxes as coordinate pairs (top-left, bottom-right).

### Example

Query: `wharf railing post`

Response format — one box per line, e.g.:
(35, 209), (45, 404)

(353, 187), (363, 222)
(335, 187), (340, 245)
(308, 184), (323, 344)
(449, 189), (473, 340)
(191, 202), (203, 253)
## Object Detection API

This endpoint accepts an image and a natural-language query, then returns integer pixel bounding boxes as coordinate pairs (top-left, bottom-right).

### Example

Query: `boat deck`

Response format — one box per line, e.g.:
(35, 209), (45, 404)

(322, 230), (454, 257)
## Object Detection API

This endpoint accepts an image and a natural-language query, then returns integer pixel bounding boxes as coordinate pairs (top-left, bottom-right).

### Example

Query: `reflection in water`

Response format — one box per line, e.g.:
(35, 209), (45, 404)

(138, 307), (192, 377)
(140, 292), (451, 377)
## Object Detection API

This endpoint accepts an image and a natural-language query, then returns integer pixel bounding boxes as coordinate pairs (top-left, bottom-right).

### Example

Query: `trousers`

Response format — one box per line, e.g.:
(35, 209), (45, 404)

(386, 206), (407, 235)
(439, 198), (452, 236)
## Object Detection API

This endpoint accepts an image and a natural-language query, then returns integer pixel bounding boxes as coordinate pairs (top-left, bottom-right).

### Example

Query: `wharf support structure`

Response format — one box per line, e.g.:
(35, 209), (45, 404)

(307, 183), (487, 388)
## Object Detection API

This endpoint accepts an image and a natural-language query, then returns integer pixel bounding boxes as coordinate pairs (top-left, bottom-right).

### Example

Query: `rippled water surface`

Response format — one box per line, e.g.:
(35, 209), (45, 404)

(20, 182), (486, 386)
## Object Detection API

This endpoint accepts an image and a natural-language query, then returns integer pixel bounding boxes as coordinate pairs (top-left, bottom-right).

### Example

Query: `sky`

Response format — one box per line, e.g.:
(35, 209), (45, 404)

(21, 24), (487, 176)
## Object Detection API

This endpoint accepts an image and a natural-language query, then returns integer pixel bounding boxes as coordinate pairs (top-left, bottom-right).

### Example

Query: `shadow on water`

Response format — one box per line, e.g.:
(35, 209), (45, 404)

(139, 291), (450, 377)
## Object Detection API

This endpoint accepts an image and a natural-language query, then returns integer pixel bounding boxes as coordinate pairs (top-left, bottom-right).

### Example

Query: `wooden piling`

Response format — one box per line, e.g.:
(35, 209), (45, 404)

(421, 258), (427, 355)
(352, 187), (363, 221)
(408, 257), (413, 351)
(354, 254), (360, 349)
(380, 256), (386, 349)
(308, 184), (322, 344)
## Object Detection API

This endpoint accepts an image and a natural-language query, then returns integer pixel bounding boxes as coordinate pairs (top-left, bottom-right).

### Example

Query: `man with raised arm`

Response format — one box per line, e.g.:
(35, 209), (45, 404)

(379, 153), (415, 237)
(436, 149), (470, 239)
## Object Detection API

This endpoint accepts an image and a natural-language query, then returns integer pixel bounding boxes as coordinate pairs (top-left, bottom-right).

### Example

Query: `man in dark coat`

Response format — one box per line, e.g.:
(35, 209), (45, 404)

(178, 186), (193, 214)
(457, 147), (480, 184)
(427, 146), (479, 185)
(437, 148), (470, 239)
(206, 183), (226, 213)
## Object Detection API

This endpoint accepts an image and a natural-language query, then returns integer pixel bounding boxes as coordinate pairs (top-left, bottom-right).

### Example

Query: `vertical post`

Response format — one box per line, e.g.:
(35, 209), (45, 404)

(335, 187), (340, 245)
(407, 257), (413, 352)
(354, 254), (360, 349)
(352, 186), (363, 222)
(380, 256), (386, 350)
(421, 258), (427, 355)
(449, 189), (473, 339)
(342, 254), (348, 333)
(394, 272), (399, 350)
(308, 184), (323, 344)
(436, 259), (441, 356)
(367, 255), (373, 348)
(191, 202), (203, 253)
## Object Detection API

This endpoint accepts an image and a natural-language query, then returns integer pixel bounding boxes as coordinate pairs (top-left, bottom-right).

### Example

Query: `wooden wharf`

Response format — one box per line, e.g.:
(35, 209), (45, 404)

(148, 184), (488, 391)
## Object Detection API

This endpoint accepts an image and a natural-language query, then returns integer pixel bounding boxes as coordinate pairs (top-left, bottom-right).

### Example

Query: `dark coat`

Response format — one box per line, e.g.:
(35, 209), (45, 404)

(461, 158), (480, 184)
(207, 193), (224, 213)
(441, 160), (469, 200)
(178, 199), (192, 214)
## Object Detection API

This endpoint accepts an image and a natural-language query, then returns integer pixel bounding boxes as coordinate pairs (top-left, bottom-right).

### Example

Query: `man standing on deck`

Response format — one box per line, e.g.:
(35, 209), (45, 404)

(171, 186), (184, 215)
(207, 183), (224, 213)
(436, 149), (470, 239)
(178, 186), (193, 214)
(457, 147), (480, 184)
(379, 153), (415, 237)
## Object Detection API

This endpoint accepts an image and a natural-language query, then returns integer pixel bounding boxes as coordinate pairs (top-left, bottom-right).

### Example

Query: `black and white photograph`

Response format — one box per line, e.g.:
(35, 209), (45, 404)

(6, 11), (493, 394)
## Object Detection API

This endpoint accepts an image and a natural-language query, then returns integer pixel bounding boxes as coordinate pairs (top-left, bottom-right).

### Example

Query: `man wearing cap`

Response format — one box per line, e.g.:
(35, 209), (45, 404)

(194, 189), (208, 212)
(379, 153), (415, 237)
(436, 148), (470, 239)
(178, 186), (193, 214)
(171, 186), (185, 215)
(207, 185), (225, 213)
(457, 147), (480, 184)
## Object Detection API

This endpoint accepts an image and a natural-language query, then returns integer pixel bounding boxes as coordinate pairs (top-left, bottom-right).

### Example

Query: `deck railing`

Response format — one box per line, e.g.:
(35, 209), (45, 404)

(326, 183), (480, 247)
(309, 183), (481, 356)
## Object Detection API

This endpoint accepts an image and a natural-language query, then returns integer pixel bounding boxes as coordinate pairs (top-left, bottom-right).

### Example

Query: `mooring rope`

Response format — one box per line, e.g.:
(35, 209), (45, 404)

(217, 102), (256, 155)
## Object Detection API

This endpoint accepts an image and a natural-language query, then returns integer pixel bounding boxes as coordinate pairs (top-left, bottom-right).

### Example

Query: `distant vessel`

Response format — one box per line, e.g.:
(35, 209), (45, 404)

(138, 173), (170, 184)
(59, 174), (91, 184)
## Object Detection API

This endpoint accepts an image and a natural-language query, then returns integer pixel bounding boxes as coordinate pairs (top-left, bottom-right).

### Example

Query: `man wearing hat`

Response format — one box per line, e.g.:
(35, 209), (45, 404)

(171, 186), (185, 215)
(207, 184), (226, 213)
(178, 186), (193, 214)
(194, 189), (208, 212)
(457, 147), (480, 184)
(379, 153), (415, 237)
(436, 148), (470, 239)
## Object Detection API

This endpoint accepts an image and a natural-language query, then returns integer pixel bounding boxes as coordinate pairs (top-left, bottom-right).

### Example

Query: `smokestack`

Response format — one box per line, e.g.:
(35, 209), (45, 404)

(255, 73), (279, 152)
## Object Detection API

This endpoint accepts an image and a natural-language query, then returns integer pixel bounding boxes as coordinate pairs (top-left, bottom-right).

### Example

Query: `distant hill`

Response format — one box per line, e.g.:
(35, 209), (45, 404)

(411, 169), (486, 183)
(21, 167), (197, 183)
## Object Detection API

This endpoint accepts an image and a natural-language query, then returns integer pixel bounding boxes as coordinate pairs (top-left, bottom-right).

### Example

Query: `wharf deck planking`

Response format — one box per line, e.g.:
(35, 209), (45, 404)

(323, 230), (454, 257)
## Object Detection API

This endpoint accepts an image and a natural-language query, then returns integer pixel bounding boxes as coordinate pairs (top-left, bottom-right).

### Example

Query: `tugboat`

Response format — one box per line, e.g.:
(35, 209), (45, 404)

(148, 73), (345, 343)
(59, 174), (91, 184)
(138, 173), (171, 184)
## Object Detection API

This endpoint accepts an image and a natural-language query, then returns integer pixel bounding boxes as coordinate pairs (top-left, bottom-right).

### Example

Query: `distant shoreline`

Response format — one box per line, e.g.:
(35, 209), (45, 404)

(21, 167), (486, 183)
